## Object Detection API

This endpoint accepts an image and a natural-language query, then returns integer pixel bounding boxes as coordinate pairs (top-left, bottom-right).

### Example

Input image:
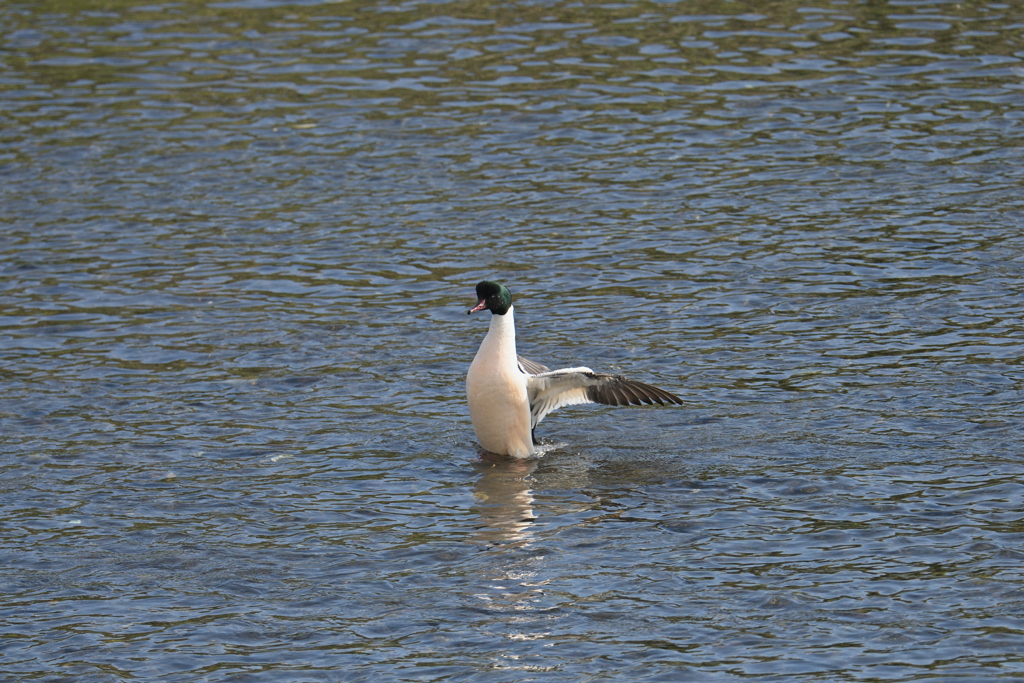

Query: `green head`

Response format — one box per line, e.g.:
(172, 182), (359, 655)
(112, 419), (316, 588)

(467, 280), (512, 316)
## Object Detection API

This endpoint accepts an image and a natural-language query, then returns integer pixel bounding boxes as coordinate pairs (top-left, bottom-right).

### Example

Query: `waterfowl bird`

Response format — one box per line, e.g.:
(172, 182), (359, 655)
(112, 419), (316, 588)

(466, 280), (683, 458)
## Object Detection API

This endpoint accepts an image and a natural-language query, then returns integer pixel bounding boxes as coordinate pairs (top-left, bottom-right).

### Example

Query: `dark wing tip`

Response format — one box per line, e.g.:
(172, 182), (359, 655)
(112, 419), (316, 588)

(586, 373), (683, 407)
(630, 378), (685, 405)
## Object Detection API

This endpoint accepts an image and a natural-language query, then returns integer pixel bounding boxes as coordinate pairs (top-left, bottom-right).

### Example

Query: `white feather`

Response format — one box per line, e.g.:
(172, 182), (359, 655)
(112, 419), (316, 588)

(526, 368), (602, 429)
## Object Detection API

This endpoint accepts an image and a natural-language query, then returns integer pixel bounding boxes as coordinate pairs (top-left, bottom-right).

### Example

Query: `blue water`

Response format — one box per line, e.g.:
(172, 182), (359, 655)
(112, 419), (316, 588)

(2, 0), (1024, 679)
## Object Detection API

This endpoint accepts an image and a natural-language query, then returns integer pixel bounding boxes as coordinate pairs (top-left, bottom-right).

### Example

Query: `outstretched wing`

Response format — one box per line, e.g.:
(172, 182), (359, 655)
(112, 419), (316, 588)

(526, 367), (683, 430)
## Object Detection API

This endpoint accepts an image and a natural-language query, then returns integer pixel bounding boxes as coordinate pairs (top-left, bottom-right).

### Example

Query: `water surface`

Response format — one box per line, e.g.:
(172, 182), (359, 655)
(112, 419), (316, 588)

(2, 0), (1024, 679)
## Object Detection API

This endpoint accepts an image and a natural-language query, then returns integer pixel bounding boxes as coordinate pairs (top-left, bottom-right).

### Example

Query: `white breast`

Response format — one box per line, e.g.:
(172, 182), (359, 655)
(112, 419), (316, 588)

(466, 306), (534, 458)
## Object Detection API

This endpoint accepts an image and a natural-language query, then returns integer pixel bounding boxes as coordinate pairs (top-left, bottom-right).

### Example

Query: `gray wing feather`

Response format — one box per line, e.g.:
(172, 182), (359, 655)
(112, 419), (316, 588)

(526, 367), (683, 430)
(517, 355), (551, 375)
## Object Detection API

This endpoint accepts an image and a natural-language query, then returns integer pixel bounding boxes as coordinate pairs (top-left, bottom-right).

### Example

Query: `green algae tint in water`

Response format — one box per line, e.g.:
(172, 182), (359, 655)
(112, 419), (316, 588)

(2, 0), (1024, 680)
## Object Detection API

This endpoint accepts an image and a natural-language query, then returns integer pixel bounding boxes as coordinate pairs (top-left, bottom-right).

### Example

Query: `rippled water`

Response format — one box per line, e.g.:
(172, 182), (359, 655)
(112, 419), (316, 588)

(3, 0), (1024, 679)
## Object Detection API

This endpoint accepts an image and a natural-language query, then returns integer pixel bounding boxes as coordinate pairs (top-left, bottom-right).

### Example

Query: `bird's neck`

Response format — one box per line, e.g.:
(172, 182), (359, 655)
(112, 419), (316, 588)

(483, 305), (517, 365)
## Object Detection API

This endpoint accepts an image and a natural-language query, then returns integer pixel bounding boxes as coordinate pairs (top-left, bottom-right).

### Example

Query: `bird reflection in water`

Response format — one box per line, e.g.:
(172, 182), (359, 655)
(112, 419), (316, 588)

(472, 452), (538, 549)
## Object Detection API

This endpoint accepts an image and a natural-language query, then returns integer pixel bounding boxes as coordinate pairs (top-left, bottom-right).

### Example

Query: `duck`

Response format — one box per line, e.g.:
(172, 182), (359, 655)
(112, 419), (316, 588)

(465, 280), (683, 458)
